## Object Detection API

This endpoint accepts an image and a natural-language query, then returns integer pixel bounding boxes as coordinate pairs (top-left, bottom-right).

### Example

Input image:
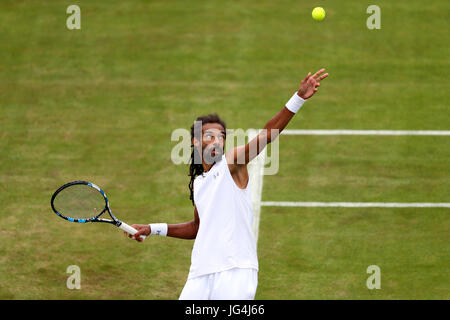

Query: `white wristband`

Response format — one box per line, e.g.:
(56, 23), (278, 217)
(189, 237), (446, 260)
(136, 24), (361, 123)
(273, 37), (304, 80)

(149, 223), (168, 236)
(285, 92), (306, 114)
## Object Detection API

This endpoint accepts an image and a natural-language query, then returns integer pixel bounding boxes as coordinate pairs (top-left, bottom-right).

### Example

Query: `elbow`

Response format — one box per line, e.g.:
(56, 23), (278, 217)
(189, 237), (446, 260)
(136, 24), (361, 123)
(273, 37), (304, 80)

(190, 221), (199, 239)
(188, 230), (197, 240)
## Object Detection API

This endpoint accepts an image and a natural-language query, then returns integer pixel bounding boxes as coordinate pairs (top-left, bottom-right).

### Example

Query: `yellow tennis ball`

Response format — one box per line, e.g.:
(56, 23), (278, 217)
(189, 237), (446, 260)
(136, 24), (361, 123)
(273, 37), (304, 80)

(312, 7), (326, 21)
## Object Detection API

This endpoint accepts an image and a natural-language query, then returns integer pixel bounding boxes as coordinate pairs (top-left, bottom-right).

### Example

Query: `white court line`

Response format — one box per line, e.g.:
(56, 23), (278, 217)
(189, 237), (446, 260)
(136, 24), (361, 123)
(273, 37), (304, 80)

(248, 129), (450, 244)
(261, 202), (450, 208)
(282, 130), (450, 136)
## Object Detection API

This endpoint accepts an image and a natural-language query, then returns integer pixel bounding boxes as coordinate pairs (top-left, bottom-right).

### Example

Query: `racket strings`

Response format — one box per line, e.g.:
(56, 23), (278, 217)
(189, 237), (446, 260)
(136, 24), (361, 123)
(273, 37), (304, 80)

(53, 184), (106, 220)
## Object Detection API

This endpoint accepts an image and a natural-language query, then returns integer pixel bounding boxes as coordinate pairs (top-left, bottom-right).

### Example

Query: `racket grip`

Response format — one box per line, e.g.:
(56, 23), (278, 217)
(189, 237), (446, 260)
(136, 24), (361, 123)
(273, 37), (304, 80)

(119, 222), (146, 240)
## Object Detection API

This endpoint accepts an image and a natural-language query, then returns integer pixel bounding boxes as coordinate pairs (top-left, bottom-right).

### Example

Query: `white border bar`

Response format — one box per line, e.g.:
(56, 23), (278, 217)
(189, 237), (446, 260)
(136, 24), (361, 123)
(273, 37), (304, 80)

(261, 201), (450, 208)
(282, 130), (450, 136)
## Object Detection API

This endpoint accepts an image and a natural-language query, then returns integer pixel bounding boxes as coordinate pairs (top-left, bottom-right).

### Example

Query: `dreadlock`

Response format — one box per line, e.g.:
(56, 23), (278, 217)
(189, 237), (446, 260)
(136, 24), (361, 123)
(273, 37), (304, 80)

(188, 113), (227, 206)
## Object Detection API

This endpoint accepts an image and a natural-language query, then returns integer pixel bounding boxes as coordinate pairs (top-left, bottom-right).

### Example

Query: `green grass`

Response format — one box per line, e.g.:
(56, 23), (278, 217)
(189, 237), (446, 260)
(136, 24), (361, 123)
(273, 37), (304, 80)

(0, 0), (449, 299)
(258, 207), (449, 299)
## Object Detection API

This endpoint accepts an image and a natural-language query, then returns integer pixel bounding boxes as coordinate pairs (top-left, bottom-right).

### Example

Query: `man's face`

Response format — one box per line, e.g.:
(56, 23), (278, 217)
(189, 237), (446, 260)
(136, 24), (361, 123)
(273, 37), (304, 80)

(193, 123), (226, 165)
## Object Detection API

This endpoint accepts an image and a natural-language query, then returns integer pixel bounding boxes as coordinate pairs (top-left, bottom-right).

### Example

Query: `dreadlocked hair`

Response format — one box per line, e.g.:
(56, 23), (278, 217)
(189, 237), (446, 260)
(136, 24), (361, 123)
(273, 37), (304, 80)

(188, 113), (227, 206)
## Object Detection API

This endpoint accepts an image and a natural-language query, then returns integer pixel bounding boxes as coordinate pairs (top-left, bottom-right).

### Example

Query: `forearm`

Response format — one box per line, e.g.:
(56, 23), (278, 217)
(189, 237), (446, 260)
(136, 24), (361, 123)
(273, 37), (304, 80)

(165, 220), (198, 240)
(264, 90), (308, 142)
(229, 94), (302, 165)
(263, 106), (296, 143)
(129, 215), (199, 242)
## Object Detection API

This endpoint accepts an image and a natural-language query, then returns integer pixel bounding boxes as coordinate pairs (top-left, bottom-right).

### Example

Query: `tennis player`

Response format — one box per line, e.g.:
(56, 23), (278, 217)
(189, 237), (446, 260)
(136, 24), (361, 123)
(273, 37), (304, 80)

(127, 69), (328, 299)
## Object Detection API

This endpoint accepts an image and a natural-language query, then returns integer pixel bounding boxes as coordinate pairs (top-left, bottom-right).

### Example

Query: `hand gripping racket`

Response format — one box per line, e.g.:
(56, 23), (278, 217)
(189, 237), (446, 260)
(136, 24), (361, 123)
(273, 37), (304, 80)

(50, 181), (145, 240)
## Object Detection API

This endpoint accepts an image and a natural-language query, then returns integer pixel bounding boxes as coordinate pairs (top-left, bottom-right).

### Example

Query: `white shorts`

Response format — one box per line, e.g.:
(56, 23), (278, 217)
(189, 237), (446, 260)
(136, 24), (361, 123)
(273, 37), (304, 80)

(179, 267), (258, 300)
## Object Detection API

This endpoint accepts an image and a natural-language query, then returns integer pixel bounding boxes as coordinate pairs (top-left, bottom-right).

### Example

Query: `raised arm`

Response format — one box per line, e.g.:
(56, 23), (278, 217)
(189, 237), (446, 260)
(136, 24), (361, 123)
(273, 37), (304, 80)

(226, 68), (329, 169)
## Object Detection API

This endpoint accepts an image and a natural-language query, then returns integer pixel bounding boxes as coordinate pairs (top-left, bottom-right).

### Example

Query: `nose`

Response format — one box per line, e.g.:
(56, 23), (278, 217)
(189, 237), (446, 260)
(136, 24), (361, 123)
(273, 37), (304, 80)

(212, 136), (222, 145)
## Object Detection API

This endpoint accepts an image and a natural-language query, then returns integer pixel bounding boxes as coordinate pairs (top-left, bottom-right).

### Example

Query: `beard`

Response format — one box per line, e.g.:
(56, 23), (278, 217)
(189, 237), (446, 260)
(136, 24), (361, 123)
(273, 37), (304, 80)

(203, 144), (223, 165)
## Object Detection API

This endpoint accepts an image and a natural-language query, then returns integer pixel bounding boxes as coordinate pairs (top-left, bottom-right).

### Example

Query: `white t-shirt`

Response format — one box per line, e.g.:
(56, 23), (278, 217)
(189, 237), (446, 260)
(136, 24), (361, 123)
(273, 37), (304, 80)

(188, 154), (259, 279)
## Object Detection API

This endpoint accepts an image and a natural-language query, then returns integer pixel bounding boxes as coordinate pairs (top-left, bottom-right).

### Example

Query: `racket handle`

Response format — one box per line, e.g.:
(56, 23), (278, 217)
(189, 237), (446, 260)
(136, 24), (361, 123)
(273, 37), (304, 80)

(119, 222), (146, 240)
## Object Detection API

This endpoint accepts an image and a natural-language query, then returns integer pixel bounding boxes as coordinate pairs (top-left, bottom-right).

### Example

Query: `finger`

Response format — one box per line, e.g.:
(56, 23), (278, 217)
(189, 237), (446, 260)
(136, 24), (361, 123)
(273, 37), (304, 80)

(132, 229), (145, 240)
(317, 73), (329, 81)
(312, 68), (325, 79)
(303, 72), (311, 82)
(135, 230), (144, 238)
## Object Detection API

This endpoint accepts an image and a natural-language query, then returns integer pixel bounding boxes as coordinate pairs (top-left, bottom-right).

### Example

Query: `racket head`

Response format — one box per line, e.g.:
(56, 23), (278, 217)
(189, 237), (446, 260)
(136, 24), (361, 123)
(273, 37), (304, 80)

(51, 181), (114, 224)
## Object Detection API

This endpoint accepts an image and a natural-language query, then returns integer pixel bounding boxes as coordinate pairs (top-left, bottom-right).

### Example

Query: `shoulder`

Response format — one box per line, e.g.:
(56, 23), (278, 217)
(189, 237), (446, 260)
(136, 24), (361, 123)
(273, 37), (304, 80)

(225, 148), (246, 175)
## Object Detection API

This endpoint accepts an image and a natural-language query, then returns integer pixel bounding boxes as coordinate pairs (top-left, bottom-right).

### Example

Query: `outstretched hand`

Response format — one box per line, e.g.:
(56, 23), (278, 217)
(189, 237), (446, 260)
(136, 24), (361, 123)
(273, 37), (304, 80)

(297, 68), (329, 100)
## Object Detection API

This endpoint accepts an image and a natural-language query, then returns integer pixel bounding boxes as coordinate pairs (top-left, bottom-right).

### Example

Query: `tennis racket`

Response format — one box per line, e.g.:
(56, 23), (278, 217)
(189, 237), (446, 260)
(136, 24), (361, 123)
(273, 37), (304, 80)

(50, 180), (145, 240)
